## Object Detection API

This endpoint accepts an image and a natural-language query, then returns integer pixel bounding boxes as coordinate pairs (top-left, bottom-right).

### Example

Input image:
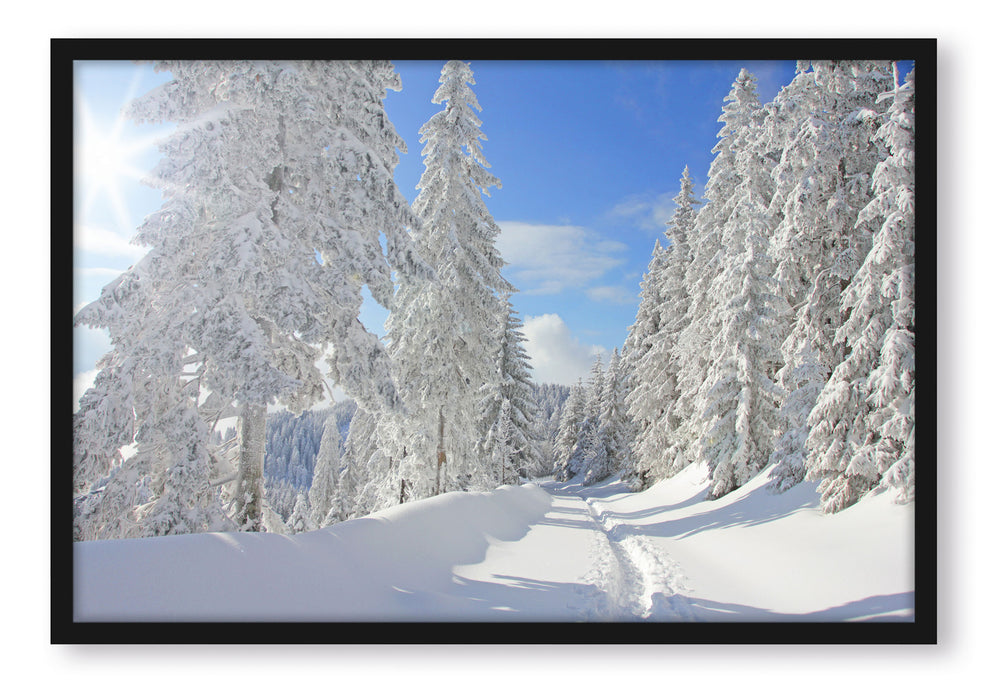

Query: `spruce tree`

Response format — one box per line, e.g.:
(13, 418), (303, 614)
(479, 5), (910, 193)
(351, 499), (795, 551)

(627, 167), (698, 484)
(766, 61), (894, 492)
(805, 66), (915, 512)
(676, 69), (764, 468)
(73, 60), (427, 538)
(554, 380), (587, 480)
(478, 298), (539, 483)
(384, 60), (514, 499)
(695, 76), (787, 500)
(309, 413), (342, 527)
(590, 349), (634, 485)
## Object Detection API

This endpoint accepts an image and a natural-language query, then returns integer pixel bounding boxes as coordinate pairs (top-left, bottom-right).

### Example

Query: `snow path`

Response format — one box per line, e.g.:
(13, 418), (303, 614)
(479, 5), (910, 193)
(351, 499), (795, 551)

(453, 480), (695, 621)
(583, 494), (698, 621)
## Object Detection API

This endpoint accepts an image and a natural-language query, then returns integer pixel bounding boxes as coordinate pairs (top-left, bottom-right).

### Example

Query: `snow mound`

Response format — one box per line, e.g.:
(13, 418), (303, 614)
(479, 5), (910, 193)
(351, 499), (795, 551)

(74, 483), (551, 622)
(586, 463), (914, 621)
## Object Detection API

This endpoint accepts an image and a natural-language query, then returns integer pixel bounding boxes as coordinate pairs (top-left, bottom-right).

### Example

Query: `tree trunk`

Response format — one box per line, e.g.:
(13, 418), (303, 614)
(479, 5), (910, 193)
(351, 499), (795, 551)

(235, 403), (267, 531)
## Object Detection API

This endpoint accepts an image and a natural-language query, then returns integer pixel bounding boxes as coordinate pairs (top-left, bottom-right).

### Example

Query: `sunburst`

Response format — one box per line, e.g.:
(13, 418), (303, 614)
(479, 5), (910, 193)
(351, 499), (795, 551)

(75, 68), (164, 238)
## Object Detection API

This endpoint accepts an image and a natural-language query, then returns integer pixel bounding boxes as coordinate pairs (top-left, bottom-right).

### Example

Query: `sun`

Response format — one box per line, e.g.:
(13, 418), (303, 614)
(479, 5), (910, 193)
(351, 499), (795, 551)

(76, 95), (160, 236)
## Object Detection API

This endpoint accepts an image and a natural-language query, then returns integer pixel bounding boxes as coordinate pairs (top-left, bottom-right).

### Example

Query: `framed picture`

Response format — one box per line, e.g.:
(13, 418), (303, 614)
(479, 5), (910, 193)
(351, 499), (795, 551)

(54, 37), (935, 644)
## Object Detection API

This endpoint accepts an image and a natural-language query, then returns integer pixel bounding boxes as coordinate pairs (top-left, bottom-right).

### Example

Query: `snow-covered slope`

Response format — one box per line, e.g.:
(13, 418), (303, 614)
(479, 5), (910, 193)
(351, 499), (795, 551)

(74, 466), (913, 622)
(74, 484), (552, 621)
(583, 463), (914, 621)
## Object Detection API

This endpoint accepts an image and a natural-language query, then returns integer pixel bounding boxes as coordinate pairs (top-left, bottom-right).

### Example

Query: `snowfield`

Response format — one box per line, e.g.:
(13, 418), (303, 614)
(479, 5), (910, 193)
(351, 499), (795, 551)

(74, 464), (913, 622)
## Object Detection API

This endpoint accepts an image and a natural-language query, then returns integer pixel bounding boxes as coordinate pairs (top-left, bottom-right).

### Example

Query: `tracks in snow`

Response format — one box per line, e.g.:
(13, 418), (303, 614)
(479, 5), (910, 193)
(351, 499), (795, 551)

(577, 494), (698, 622)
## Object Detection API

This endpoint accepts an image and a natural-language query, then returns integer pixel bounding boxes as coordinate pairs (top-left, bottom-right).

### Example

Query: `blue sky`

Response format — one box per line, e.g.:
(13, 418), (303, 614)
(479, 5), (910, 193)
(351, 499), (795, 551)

(73, 58), (798, 400)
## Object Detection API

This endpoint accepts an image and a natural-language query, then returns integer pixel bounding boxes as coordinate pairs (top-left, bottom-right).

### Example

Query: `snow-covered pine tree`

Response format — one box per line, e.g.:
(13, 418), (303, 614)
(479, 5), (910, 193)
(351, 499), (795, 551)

(554, 380), (587, 480)
(528, 384), (570, 477)
(700, 212), (786, 499)
(478, 298), (539, 483)
(588, 348), (634, 485)
(622, 239), (666, 486)
(383, 60), (514, 500)
(309, 410), (342, 527)
(622, 238), (667, 372)
(675, 70), (764, 469)
(287, 492), (312, 534)
(484, 398), (520, 485)
(627, 167), (699, 485)
(697, 85), (788, 500)
(765, 61), (894, 493)
(568, 355), (606, 483)
(805, 65), (915, 513)
(73, 60), (428, 538)
(335, 406), (393, 519)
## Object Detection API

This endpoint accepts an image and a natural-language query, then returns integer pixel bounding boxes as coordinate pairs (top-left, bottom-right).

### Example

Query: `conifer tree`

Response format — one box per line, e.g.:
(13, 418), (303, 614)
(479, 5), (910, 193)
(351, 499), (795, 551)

(805, 66), (915, 512)
(589, 349), (634, 484)
(287, 492), (313, 534)
(309, 413), (342, 527)
(694, 75), (788, 499)
(701, 189), (786, 499)
(627, 167), (699, 484)
(554, 380), (587, 480)
(73, 60), (427, 538)
(478, 298), (539, 483)
(765, 61), (894, 492)
(384, 60), (513, 499)
(675, 70), (764, 468)
(567, 356), (605, 483)
(622, 239), (667, 372)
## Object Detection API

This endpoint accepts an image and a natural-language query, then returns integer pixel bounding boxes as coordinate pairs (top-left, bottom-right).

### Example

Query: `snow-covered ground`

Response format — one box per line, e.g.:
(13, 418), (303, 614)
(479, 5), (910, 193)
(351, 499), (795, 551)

(74, 464), (913, 622)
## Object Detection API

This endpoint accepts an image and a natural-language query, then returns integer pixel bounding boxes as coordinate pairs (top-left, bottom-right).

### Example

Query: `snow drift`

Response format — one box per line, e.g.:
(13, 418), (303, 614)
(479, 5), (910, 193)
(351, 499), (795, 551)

(74, 483), (552, 622)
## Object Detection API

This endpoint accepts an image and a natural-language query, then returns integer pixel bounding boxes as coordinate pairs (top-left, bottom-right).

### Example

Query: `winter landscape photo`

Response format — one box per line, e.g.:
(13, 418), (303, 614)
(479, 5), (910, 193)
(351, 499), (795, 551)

(63, 44), (926, 636)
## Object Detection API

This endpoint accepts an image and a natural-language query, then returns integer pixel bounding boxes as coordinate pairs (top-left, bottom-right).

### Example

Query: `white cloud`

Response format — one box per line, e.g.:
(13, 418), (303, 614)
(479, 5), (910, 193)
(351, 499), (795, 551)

(496, 221), (626, 295)
(74, 224), (148, 261)
(608, 191), (679, 232)
(520, 313), (606, 386)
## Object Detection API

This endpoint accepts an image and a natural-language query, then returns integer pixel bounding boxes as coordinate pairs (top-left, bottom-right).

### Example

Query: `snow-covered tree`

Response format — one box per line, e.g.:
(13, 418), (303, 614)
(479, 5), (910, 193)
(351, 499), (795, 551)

(675, 69), (764, 467)
(700, 198), (786, 499)
(529, 384), (570, 477)
(73, 60), (428, 538)
(765, 61), (894, 492)
(696, 80), (788, 500)
(622, 239), (667, 372)
(478, 298), (539, 483)
(565, 356), (606, 483)
(588, 349), (634, 485)
(309, 411), (342, 527)
(383, 60), (514, 499)
(554, 380), (587, 480)
(805, 65), (915, 512)
(627, 167), (699, 484)
(336, 406), (392, 519)
(287, 492), (312, 534)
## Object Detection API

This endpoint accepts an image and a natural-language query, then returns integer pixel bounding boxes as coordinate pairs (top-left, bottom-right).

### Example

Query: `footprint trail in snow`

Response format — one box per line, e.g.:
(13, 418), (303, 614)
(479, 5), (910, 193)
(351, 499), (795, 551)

(578, 492), (699, 622)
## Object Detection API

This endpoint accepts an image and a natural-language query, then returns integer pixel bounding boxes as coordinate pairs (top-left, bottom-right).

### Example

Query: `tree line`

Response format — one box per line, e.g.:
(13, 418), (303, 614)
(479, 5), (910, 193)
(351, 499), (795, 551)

(621, 62), (915, 512)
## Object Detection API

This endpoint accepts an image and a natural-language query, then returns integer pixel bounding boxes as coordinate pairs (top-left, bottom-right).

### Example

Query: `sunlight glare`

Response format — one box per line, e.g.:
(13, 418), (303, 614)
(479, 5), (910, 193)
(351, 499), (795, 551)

(76, 93), (160, 236)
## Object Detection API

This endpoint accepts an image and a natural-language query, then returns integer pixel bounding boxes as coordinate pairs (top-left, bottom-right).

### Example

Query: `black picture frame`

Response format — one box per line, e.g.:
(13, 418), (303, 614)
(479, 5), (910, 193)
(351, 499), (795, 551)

(52, 37), (936, 645)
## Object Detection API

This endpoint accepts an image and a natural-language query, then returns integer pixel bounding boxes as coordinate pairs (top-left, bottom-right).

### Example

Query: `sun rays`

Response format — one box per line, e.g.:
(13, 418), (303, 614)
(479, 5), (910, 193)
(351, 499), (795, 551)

(75, 66), (165, 241)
